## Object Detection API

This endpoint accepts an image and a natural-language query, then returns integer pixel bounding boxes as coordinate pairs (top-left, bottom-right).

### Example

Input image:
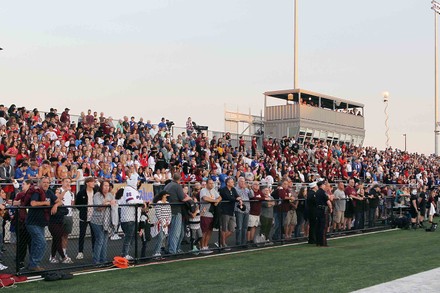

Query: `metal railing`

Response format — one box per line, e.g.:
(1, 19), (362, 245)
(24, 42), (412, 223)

(0, 194), (403, 276)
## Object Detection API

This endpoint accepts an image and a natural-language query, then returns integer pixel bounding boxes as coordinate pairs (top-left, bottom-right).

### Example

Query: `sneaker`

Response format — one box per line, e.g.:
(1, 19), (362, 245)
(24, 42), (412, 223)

(49, 256), (59, 264)
(110, 234), (121, 240)
(76, 252), (84, 260)
(0, 264), (7, 270)
(124, 255), (134, 261)
(222, 245), (231, 251)
(191, 246), (200, 255)
(200, 247), (213, 254)
(214, 242), (220, 248)
(152, 253), (164, 260)
(62, 257), (73, 264)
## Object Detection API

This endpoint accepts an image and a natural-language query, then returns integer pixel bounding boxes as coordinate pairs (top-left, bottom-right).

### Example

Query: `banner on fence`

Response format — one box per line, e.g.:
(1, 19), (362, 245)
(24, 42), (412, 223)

(112, 183), (154, 202)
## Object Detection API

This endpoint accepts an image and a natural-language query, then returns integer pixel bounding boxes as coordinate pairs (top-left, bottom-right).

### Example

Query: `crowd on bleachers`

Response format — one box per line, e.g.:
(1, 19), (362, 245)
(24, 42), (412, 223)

(0, 103), (438, 272)
(0, 103), (437, 188)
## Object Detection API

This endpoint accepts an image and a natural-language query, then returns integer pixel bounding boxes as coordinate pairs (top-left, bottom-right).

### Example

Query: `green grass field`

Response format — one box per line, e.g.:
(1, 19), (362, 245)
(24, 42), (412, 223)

(15, 229), (440, 292)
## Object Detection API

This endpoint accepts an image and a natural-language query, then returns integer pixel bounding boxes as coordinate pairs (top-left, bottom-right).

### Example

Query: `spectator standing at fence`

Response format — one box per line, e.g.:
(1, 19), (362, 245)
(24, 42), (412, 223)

(48, 188), (73, 264)
(353, 183), (366, 229)
(120, 173), (144, 260)
(199, 179), (221, 254)
(271, 181), (283, 241)
(283, 179), (297, 240)
(235, 177), (251, 247)
(367, 184), (380, 228)
(60, 178), (74, 259)
(306, 182), (318, 244)
(428, 190), (437, 225)
(188, 189), (202, 253)
(409, 188), (419, 230)
(164, 173), (191, 254)
(90, 180), (117, 266)
(344, 179), (356, 230)
(332, 182), (346, 232)
(219, 177), (242, 250)
(13, 179), (32, 270)
(26, 177), (60, 271)
(138, 204), (151, 258)
(151, 190), (171, 258)
(260, 186), (274, 243)
(418, 185), (428, 228)
(75, 177), (96, 260)
(294, 186), (307, 238)
(315, 181), (332, 247)
(247, 181), (265, 244)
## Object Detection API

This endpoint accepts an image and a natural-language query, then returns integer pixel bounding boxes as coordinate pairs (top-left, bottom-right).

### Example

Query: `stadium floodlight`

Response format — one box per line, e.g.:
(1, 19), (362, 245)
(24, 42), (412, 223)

(433, 0), (440, 14)
(383, 92), (390, 148)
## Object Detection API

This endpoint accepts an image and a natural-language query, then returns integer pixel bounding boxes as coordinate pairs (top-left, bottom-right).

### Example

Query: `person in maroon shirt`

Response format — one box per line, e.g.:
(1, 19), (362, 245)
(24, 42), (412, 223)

(344, 179), (357, 230)
(238, 136), (245, 152)
(247, 181), (266, 244)
(251, 136), (257, 157)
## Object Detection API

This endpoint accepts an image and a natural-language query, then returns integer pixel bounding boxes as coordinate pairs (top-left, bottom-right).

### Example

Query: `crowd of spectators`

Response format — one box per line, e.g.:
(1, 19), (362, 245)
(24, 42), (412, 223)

(0, 103), (437, 191)
(0, 102), (439, 270)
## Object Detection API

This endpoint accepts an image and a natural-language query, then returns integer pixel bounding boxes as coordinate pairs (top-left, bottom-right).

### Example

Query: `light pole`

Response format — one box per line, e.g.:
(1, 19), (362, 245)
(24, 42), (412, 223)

(432, 0), (440, 155)
(383, 91), (390, 148)
(294, 0), (298, 89)
(403, 133), (407, 152)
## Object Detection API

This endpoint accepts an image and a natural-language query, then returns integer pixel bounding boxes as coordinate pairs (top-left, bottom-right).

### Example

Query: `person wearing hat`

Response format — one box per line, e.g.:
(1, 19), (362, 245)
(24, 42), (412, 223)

(315, 180), (332, 247)
(306, 181), (318, 244)
(367, 184), (381, 228)
(120, 172), (145, 260)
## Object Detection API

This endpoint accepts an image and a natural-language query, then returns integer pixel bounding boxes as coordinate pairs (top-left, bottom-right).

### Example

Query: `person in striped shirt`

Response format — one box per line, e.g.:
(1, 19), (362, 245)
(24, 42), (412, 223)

(151, 191), (171, 258)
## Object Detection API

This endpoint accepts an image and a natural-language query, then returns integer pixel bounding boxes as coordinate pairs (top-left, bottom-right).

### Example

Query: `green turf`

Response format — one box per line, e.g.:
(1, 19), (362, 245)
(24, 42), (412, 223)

(14, 229), (440, 292)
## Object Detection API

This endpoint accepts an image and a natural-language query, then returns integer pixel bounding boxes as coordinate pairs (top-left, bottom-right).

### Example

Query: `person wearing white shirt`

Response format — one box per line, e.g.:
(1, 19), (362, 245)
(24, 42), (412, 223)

(120, 173), (145, 260)
(60, 178), (75, 259)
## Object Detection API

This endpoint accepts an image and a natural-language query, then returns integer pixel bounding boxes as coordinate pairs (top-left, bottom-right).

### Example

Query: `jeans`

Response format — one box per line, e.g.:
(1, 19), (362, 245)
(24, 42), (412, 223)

(168, 213), (183, 254)
(272, 211), (287, 241)
(17, 221), (31, 264)
(354, 211), (365, 230)
(260, 216), (273, 240)
(235, 212), (249, 246)
(121, 221), (136, 256)
(78, 220), (95, 253)
(91, 223), (108, 264)
(26, 225), (47, 268)
(49, 223), (65, 259)
(153, 230), (165, 256)
(294, 211), (304, 238)
(368, 207), (377, 228)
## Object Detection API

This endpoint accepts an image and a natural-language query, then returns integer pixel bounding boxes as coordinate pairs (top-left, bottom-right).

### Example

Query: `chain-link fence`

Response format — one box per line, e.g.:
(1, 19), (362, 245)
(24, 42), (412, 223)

(0, 192), (405, 275)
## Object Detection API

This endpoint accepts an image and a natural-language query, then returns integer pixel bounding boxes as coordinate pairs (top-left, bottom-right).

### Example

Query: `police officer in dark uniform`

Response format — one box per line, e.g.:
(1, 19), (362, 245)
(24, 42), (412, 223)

(315, 180), (333, 247)
(306, 182), (318, 244)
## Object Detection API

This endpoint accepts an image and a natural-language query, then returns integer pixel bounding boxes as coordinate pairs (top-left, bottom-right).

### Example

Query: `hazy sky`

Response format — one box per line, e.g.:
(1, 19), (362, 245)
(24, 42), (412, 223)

(0, 0), (436, 154)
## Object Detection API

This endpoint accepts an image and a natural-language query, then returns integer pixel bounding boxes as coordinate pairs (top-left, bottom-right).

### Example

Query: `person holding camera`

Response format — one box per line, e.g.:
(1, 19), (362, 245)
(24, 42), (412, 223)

(219, 177), (243, 250)
(234, 177), (250, 247)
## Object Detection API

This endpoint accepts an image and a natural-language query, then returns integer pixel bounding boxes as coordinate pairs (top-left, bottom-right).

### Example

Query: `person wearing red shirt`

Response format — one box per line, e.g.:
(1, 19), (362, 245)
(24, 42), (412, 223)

(247, 181), (266, 244)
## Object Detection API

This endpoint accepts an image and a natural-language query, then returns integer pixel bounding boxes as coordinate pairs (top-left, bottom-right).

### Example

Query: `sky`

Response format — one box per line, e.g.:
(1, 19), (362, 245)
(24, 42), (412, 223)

(0, 0), (436, 154)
